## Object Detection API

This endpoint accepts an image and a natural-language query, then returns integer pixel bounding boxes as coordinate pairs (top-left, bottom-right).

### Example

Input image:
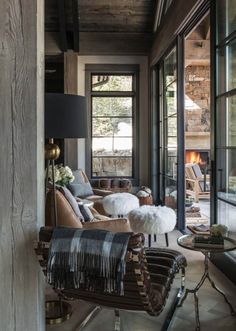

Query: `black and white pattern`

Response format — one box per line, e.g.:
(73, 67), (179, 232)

(47, 228), (132, 295)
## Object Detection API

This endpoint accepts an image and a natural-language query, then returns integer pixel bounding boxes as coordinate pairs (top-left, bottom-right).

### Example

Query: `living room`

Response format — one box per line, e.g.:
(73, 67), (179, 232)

(0, 1), (236, 331)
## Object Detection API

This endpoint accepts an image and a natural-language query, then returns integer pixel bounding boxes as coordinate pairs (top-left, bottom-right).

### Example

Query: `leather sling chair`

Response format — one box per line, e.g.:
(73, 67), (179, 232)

(35, 227), (187, 331)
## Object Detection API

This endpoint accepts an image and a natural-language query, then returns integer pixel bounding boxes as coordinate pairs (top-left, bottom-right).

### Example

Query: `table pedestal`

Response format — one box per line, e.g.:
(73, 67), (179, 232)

(178, 252), (235, 331)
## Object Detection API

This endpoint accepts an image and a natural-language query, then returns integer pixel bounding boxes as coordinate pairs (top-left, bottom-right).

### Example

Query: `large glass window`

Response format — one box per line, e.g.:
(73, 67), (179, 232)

(216, 1), (236, 244)
(159, 48), (178, 211)
(87, 68), (138, 179)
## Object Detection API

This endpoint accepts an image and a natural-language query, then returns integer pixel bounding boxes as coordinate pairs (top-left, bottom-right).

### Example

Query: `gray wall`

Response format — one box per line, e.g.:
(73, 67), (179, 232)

(0, 1), (45, 330)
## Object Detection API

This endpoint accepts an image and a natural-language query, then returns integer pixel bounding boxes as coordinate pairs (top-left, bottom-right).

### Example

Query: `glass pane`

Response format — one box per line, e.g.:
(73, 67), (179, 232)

(217, 39), (236, 94)
(92, 75), (133, 91)
(92, 118), (132, 137)
(216, 0), (236, 43)
(92, 97), (132, 117)
(164, 177), (177, 210)
(217, 199), (236, 233)
(92, 157), (132, 177)
(114, 137), (132, 152)
(165, 149), (177, 178)
(217, 148), (236, 197)
(164, 49), (177, 86)
(166, 82), (177, 116)
(217, 95), (236, 147)
(167, 116), (177, 147)
(92, 137), (132, 156)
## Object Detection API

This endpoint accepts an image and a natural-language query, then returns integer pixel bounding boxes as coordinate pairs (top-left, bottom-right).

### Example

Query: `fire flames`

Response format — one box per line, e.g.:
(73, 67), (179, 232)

(186, 151), (205, 165)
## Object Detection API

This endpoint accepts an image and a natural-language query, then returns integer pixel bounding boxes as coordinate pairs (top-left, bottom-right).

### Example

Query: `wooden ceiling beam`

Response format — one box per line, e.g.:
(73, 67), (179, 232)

(72, 0), (80, 52)
(57, 0), (68, 52)
(45, 31), (152, 55)
(153, 0), (165, 32)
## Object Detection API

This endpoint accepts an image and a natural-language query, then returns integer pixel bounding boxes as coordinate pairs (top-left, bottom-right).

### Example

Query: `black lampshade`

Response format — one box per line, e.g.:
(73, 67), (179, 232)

(45, 93), (88, 139)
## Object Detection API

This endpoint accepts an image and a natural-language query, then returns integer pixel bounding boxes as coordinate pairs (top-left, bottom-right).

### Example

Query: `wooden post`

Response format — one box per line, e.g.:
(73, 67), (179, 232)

(64, 51), (79, 169)
(64, 51), (86, 170)
(0, 1), (45, 330)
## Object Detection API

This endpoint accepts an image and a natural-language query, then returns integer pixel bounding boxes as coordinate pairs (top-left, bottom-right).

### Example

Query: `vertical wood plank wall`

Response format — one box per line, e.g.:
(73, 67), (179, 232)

(0, 1), (45, 330)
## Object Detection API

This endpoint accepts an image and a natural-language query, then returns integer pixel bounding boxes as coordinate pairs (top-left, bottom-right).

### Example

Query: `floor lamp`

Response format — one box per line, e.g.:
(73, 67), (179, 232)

(45, 93), (88, 226)
(44, 93), (88, 324)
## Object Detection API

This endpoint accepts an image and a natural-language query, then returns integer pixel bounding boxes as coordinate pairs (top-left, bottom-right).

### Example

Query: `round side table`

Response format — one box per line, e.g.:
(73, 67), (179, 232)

(177, 234), (236, 331)
(80, 199), (94, 208)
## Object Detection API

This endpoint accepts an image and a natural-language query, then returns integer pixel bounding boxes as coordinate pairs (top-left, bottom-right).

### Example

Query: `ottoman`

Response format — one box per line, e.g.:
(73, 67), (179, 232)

(103, 193), (139, 217)
(128, 205), (176, 247)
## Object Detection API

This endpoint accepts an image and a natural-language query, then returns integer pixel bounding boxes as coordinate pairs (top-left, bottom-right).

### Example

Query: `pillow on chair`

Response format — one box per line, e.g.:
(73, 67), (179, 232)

(68, 169), (94, 198)
(58, 186), (84, 221)
(78, 203), (95, 222)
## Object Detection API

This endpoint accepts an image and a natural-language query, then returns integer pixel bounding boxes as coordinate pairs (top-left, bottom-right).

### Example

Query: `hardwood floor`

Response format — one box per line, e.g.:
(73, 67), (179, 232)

(46, 230), (236, 331)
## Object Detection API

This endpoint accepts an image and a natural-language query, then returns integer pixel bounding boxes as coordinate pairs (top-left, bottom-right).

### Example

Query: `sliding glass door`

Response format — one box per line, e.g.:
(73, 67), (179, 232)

(158, 46), (181, 220)
(163, 49), (178, 211)
(211, 0), (236, 281)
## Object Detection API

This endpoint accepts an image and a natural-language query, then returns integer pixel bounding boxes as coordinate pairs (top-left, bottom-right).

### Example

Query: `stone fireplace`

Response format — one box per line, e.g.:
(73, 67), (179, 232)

(186, 149), (210, 170)
(185, 65), (210, 172)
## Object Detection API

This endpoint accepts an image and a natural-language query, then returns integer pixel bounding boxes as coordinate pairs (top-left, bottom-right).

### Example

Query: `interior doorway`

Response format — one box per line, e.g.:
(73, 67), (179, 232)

(184, 13), (211, 228)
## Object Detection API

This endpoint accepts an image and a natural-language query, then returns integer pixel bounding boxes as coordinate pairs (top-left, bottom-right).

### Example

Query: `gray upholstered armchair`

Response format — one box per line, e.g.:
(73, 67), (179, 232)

(66, 169), (113, 214)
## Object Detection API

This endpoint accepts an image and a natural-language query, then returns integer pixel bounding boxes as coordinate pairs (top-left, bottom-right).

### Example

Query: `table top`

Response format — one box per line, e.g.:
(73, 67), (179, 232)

(80, 199), (94, 207)
(177, 234), (236, 253)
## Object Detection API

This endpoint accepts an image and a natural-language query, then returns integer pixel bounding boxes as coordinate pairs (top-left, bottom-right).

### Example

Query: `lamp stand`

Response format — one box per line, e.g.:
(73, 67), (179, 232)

(45, 138), (60, 227)
(45, 139), (72, 324)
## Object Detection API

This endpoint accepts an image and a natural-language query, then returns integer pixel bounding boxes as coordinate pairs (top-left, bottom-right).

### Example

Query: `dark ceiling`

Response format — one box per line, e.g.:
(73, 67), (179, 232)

(45, 0), (156, 33)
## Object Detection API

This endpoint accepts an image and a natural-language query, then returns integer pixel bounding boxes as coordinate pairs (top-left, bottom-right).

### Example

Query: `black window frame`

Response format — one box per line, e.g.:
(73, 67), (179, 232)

(85, 64), (139, 185)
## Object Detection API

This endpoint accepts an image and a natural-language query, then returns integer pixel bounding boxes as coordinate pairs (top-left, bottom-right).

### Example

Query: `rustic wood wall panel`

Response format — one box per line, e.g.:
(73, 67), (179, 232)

(0, 1), (45, 330)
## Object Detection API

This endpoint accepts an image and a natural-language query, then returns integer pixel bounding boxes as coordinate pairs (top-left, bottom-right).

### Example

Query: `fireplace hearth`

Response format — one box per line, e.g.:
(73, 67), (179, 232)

(186, 150), (210, 170)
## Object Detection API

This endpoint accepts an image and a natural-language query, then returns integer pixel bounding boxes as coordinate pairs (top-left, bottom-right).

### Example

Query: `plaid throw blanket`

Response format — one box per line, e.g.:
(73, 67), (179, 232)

(47, 228), (132, 295)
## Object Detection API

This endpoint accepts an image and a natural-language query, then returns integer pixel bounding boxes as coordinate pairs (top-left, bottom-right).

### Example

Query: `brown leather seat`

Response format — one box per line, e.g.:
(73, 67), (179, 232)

(36, 228), (187, 326)
(45, 189), (132, 232)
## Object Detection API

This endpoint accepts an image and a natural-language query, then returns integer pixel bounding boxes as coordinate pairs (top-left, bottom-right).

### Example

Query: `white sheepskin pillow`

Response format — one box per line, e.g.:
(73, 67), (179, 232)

(103, 193), (139, 217)
(128, 205), (176, 234)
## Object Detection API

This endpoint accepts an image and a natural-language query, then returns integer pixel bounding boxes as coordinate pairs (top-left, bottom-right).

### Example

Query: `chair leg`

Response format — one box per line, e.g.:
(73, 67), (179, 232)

(114, 309), (121, 331)
(148, 234), (151, 247)
(165, 233), (169, 247)
(161, 268), (186, 331)
(154, 234), (157, 242)
(74, 306), (101, 330)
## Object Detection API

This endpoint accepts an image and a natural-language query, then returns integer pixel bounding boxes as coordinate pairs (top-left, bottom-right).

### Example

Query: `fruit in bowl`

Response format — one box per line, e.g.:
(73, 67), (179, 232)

(210, 224), (228, 237)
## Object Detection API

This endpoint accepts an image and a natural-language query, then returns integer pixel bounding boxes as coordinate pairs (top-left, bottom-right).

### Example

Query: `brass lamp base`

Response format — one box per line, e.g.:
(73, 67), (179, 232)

(45, 300), (72, 325)
(45, 140), (60, 161)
